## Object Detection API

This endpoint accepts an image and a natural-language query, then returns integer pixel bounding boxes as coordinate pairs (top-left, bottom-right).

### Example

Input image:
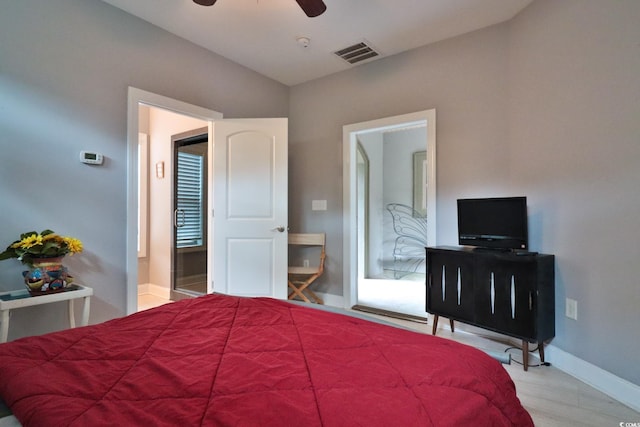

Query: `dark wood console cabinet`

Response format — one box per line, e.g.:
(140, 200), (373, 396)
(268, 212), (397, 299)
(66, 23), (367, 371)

(426, 246), (555, 370)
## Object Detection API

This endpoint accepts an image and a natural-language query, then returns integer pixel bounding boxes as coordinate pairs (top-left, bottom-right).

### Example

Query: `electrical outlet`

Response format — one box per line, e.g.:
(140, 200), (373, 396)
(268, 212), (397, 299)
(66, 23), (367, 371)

(303, 259), (310, 267)
(566, 298), (578, 320)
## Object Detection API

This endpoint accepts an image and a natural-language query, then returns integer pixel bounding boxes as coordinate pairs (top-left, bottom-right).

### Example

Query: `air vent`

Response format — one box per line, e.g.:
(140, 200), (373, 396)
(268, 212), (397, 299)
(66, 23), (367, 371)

(334, 41), (380, 65)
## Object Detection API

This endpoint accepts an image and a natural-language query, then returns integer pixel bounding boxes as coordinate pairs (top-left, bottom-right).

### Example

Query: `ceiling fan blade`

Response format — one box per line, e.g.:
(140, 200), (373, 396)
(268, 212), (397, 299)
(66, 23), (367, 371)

(192, 0), (326, 17)
(295, 0), (327, 17)
(193, 0), (217, 5)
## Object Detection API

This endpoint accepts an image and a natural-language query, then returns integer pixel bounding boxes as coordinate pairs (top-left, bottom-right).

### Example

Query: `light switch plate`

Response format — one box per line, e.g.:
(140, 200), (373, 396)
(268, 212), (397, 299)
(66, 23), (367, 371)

(312, 200), (327, 211)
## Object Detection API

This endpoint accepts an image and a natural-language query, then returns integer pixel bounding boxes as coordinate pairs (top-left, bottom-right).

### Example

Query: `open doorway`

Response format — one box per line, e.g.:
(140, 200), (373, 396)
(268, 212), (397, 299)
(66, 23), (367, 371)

(127, 88), (289, 314)
(343, 110), (436, 320)
(136, 107), (210, 309)
(126, 88), (222, 315)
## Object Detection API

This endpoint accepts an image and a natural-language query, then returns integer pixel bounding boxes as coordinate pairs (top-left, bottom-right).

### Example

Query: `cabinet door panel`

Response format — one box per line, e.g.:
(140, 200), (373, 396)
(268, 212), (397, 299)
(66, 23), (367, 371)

(474, 257), (536, 339)
(427, 250), (474, 322)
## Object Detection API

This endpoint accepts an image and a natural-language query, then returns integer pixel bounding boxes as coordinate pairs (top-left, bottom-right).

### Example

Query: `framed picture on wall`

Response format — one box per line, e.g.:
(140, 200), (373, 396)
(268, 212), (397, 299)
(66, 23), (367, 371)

(413, 151), (427, 217)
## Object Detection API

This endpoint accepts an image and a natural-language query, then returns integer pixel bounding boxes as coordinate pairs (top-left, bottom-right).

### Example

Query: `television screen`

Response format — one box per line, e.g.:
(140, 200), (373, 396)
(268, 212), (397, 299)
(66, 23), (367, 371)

(457, 197), (528, 250)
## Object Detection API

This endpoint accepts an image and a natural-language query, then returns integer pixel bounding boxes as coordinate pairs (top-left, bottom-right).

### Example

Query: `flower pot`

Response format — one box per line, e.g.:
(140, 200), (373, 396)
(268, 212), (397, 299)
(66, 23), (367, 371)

(22, 257), (73, 295)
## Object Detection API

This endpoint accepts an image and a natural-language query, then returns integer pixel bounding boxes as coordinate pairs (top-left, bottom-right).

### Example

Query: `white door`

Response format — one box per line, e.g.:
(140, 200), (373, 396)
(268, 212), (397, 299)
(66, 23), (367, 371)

(212, 118), (288, 299)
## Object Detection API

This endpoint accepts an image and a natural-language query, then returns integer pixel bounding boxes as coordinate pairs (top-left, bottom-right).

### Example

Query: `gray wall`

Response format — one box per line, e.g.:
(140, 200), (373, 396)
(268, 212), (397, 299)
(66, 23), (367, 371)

(289, 0), (640, 385)
(0, 0), (288, 337)
(507, 0), (640, 385)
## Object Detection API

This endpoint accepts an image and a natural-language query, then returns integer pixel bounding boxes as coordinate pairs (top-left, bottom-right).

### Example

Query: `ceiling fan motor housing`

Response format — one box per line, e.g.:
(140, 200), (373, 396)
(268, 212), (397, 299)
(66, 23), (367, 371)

(295, 0), (327, 17)
(193, 0), (216, 6)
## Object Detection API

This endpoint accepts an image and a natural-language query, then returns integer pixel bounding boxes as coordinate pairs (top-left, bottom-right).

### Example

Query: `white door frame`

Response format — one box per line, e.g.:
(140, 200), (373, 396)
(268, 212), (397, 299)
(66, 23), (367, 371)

(342, 110), (436, 309)
(126, 87), (222, 315)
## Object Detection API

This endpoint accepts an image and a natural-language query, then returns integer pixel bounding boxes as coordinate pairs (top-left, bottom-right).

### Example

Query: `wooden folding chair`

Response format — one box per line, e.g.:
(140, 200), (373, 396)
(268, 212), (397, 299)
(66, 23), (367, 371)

(287, 233), (325, 304)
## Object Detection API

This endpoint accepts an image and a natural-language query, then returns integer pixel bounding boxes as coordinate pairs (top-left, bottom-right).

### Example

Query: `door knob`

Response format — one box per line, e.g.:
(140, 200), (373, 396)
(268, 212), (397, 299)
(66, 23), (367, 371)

(272, 226), (286, 232)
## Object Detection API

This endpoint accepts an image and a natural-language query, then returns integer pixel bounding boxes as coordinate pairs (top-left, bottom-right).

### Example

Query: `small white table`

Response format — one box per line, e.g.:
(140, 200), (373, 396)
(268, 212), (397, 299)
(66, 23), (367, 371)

(0, 284), (93, 343)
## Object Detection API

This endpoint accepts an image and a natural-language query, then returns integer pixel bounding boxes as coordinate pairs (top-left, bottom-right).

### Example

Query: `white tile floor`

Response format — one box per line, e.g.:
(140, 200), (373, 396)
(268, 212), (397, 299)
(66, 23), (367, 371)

(138, 293), (173, 312)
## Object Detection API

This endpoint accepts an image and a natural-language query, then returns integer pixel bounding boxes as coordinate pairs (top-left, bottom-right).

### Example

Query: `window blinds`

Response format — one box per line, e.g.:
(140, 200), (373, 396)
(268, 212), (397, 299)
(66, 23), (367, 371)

(176, 152), (204, 248)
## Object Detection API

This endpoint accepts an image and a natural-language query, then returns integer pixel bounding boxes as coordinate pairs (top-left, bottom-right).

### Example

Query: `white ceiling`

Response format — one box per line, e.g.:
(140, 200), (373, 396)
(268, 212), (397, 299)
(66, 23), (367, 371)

(100, 0), (533, 86)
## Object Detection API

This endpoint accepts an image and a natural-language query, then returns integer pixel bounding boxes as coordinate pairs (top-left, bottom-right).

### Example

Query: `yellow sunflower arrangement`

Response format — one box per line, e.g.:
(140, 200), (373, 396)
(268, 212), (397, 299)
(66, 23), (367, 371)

(0, 229), (83, 266)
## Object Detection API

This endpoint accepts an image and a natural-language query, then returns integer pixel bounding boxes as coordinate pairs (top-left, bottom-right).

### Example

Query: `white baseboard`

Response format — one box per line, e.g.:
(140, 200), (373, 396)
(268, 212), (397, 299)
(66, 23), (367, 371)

(546, 344), (640, 413)
(137, 283), (149, 295)
(138, 283), (170, 300)
(287, 292), (344, 308)
(316, 291), (344, 308)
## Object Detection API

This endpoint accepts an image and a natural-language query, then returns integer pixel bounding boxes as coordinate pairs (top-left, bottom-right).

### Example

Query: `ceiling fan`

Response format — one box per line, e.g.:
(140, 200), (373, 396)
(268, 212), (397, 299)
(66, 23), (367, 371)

(193, 0), (327, 18)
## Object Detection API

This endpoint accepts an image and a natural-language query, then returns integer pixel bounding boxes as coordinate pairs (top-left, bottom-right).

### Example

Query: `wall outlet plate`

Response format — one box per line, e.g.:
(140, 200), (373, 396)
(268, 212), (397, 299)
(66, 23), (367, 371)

(566, 298), (578, 320)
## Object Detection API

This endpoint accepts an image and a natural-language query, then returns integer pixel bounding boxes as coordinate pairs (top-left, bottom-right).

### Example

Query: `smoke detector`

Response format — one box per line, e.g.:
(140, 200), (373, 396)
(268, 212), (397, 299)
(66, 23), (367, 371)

(296, 36), (311, 48)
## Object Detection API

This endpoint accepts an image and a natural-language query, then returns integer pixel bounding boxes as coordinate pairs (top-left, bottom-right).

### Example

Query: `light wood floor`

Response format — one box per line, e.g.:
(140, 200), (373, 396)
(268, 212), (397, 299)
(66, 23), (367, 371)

(138, 294), (640, 426)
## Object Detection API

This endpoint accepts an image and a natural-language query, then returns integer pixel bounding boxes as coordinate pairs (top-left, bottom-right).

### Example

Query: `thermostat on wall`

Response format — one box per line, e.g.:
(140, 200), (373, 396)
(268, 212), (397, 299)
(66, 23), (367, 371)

(80, 151), (104, 165)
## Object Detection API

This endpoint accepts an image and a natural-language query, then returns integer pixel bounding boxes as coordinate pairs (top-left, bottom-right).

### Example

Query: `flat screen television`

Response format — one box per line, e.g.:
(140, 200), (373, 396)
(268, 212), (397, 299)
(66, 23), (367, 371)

(457, 197), (528, 251)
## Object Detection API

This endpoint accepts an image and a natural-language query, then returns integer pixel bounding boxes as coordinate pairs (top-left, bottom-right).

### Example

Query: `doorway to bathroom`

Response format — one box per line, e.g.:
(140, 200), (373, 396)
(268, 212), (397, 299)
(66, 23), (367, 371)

(343, 110), (436, 320)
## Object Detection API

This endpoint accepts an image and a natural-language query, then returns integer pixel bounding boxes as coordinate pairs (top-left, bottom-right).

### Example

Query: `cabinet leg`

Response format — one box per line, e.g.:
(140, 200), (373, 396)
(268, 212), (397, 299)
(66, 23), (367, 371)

(431, 315), (454, 335)
(538, 342), (545, 364)
(522, 340), (529, 371)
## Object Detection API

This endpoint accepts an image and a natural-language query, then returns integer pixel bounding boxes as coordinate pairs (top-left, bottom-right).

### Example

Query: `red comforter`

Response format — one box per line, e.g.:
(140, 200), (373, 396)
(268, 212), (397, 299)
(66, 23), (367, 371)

(0, 294), (532, 426)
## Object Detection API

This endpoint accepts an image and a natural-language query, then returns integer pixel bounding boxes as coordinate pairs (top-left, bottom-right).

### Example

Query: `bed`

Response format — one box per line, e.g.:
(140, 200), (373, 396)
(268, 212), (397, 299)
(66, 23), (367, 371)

(0, 293), (532, 426)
